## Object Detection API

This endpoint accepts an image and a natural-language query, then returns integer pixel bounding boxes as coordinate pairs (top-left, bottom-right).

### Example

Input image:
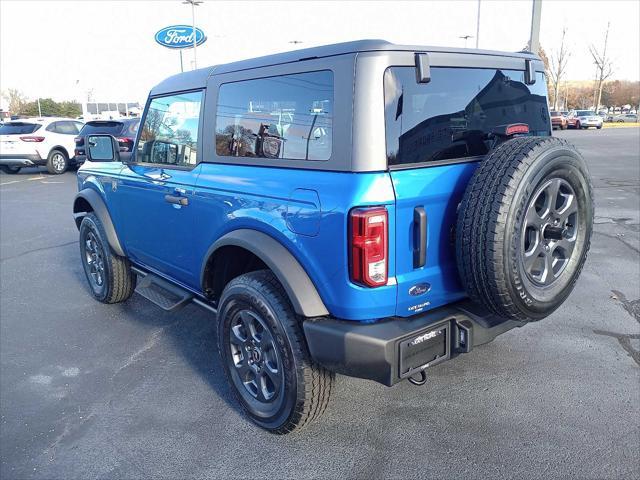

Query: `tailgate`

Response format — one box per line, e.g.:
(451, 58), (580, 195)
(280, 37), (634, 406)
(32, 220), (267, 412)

(390, 163), (477, 317)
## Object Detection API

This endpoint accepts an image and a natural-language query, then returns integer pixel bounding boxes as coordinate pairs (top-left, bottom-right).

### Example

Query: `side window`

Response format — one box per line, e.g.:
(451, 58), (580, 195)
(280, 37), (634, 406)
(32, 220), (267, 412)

(384, 67), (550, 166)
(45, 122), (58, 133)
(215, 70), (333, 161)
(56, 121), (81, 135)
(136, 91), (202, 167)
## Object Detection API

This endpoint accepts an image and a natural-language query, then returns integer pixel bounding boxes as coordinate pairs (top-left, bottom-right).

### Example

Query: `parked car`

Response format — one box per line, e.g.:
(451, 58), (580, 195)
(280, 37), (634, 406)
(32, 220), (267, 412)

(74, 118), (140, 164)
(73, 40), (593, 433)
(612, 113), (639, 123)
(0, 118), (84, 174)
(550, 111), (568, 130)
(566, 110), (603, 129)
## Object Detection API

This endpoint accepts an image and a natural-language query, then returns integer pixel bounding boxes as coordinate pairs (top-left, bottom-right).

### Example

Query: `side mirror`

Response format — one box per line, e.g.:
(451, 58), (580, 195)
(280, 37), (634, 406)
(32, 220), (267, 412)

(86, 134), (120, 162)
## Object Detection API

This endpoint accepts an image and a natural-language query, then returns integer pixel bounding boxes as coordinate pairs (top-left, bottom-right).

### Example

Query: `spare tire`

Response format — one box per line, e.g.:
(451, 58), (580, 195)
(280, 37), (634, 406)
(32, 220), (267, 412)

(456, 136), (593, 322)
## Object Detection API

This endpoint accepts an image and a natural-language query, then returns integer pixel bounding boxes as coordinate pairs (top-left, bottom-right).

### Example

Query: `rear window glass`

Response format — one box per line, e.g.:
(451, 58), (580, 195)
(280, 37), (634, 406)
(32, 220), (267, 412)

(384, 67), (549, 166)
(215, 70), (333, 161)
(0, 123), (41, 134)
(79, 121), (124, 136)
(123, 120), (140, 137)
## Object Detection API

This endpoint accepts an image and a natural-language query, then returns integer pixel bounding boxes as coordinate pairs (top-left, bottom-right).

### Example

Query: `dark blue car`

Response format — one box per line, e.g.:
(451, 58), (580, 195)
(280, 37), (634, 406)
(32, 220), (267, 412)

(72, 40), (593, 433)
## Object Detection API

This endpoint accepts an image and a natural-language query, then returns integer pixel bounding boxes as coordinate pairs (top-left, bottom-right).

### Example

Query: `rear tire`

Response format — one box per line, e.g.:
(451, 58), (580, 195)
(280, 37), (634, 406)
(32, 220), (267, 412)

(0, 165), (21, 174)
(456, 137), (593, 322)
(47, 149), (68, 174)
(217, 270), (333, 433)
(79, 213), (136, 303)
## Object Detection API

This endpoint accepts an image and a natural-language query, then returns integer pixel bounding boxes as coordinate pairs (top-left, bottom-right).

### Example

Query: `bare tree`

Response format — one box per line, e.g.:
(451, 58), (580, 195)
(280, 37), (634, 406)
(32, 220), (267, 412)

(590, 22), (614, 111)
(549, 27), (571, 110)
(1, 88), (27, 114)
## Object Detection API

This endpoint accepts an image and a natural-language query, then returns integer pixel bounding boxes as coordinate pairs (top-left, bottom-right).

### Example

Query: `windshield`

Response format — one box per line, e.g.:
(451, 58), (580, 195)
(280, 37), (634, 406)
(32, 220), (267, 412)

(0, 122), (41, 135)
(576, 111), (595, 116)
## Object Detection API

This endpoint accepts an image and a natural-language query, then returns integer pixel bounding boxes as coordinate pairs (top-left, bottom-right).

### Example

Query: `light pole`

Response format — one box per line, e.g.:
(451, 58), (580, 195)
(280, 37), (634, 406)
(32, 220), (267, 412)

(182, 0), (203, 70)
(475, 0), (481, 48)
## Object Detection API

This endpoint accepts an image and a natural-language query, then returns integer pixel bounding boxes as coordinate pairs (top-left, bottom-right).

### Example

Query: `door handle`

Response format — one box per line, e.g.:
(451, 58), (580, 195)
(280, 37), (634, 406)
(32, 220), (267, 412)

(165, 194), (189, 206)
(413, 206), (427, 268)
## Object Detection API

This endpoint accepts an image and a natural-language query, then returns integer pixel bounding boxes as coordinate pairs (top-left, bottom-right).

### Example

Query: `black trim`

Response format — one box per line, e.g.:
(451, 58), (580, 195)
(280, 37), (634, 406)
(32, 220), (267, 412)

(72, 189), (125, 256)
(388, 155), (483, 171)
(202, 229), (329, 317)
(303, 300), (523, 386)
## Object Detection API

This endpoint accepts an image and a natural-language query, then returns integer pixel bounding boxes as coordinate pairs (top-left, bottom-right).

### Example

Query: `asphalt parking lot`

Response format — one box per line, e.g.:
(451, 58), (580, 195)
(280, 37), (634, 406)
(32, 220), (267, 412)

(1, 128), (638, 479)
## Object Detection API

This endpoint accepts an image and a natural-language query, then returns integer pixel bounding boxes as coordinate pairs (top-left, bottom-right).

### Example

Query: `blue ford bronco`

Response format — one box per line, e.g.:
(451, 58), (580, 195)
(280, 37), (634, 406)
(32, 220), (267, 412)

(73, 40), (593, 433)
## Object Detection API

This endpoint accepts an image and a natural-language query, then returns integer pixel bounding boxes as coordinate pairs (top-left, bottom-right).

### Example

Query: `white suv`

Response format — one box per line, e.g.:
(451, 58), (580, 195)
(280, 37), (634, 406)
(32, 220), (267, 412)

(0, 118), (84, 174)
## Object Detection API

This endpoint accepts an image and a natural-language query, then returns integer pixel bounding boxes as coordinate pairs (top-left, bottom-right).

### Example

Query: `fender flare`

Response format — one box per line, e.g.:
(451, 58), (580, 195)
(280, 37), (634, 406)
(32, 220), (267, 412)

(203, 229), (329, 318)
(72, 189), (125, 257)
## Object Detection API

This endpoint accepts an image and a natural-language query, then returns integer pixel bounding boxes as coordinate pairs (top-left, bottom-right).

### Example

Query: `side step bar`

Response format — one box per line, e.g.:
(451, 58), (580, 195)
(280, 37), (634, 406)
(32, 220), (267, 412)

(131, 266), (217, 314)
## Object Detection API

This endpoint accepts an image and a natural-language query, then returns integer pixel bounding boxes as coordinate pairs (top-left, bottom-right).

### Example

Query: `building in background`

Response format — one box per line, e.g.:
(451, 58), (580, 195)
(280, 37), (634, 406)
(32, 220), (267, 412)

(81, 101), (141, 120)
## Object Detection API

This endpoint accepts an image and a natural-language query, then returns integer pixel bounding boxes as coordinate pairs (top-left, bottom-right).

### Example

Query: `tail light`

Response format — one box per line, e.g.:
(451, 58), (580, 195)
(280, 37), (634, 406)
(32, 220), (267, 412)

(74, 136), (84, 146)
(19, 136), (45, 142)
(349, 207), (388, 287)
(116, 137), (134, 152)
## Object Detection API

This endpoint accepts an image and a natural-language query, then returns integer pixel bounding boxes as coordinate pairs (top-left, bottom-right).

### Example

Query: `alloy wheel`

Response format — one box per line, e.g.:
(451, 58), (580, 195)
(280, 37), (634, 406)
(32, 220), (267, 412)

(228, 309), (282, 403)
(521, 178), (579, 286)
(84, 231), (106, 287)
(51, 153), (66, 173)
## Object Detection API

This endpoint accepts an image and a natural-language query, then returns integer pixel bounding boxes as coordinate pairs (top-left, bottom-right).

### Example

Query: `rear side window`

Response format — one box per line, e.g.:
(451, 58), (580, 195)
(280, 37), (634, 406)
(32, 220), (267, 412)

(53, 121), (82, 135)
(0, 123), (41, 134)
(215, 70), (333, 161)
(384, 67), (549, 166)
(137, 91), (202, 167)
(80, 121), (124, 136)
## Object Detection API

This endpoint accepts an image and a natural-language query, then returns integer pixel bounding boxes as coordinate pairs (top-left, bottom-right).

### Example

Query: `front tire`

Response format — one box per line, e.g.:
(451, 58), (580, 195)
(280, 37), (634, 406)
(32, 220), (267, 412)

(47, 149), (68, 174)
(217, 270), (333, 433)
(0, 165), (21, 174)
(456, 137), (593, 322)
(79, 213), (136, 303)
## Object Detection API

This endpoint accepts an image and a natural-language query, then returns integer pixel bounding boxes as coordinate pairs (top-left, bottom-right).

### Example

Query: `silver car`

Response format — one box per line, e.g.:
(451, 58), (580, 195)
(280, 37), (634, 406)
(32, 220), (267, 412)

(613, 113), (639, 123)
(570, 110), (603, 129)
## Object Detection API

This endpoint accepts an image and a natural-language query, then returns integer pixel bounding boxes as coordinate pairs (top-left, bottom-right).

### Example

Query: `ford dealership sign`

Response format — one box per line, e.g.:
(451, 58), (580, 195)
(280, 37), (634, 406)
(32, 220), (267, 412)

(155, 25), (207, 49)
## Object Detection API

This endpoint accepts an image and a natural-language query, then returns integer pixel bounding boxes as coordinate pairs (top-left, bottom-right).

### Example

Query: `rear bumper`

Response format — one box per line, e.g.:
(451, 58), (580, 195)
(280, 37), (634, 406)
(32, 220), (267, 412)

(303, 301), (523, 386)
(0, 153), (43, 167)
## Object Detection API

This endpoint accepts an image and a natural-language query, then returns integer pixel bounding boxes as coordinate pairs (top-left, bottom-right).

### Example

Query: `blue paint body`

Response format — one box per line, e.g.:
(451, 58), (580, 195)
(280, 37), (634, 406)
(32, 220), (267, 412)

(77, 159), (477, 321)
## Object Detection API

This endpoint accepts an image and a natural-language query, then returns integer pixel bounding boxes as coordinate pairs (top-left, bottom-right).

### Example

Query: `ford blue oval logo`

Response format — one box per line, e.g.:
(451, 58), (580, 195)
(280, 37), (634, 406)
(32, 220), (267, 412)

(409, 283), (431, 296)
(155, 25), (207, 49)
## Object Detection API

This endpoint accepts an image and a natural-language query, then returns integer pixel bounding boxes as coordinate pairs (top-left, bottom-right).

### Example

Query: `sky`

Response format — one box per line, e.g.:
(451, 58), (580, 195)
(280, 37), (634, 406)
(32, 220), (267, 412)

(1, 0), (639, 106)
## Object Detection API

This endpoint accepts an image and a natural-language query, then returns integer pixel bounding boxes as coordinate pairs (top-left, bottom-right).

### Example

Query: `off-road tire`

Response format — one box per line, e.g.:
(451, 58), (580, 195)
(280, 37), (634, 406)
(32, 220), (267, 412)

(79, 213), (136, 303)
(47, 149), (68, 174)
(0, 165), (21, 174)
(217, 270), (333, 434)
(456, 137), (593, 322)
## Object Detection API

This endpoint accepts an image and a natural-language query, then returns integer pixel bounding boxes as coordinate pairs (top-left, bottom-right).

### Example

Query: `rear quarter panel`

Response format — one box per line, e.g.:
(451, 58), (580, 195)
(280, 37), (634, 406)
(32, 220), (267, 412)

(193, 164), (398, 320)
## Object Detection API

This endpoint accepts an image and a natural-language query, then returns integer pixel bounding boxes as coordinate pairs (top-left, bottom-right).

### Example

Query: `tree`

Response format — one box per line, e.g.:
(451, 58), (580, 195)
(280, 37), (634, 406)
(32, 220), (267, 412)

(2, 88), (27, 114)
(548, 27), (571, 110)
(19, 98), (81, 117)
(590, 22), (614, 111)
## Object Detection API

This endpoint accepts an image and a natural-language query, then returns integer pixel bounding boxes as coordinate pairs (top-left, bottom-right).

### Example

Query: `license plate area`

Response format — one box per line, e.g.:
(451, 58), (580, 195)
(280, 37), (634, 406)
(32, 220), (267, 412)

(398, 320), (451, 379)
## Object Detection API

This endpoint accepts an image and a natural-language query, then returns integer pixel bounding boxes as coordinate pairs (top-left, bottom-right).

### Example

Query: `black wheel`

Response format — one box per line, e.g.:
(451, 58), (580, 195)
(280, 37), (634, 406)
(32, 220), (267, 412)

(456, 137), (593, 322)
(47, 149), (68, 174)
(596, 125), (602, 129)
(217, 270), (333, 433)
(0, 165), (21, 174)
(79, 213), (136, 303)
(576, 121), (581, 129)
